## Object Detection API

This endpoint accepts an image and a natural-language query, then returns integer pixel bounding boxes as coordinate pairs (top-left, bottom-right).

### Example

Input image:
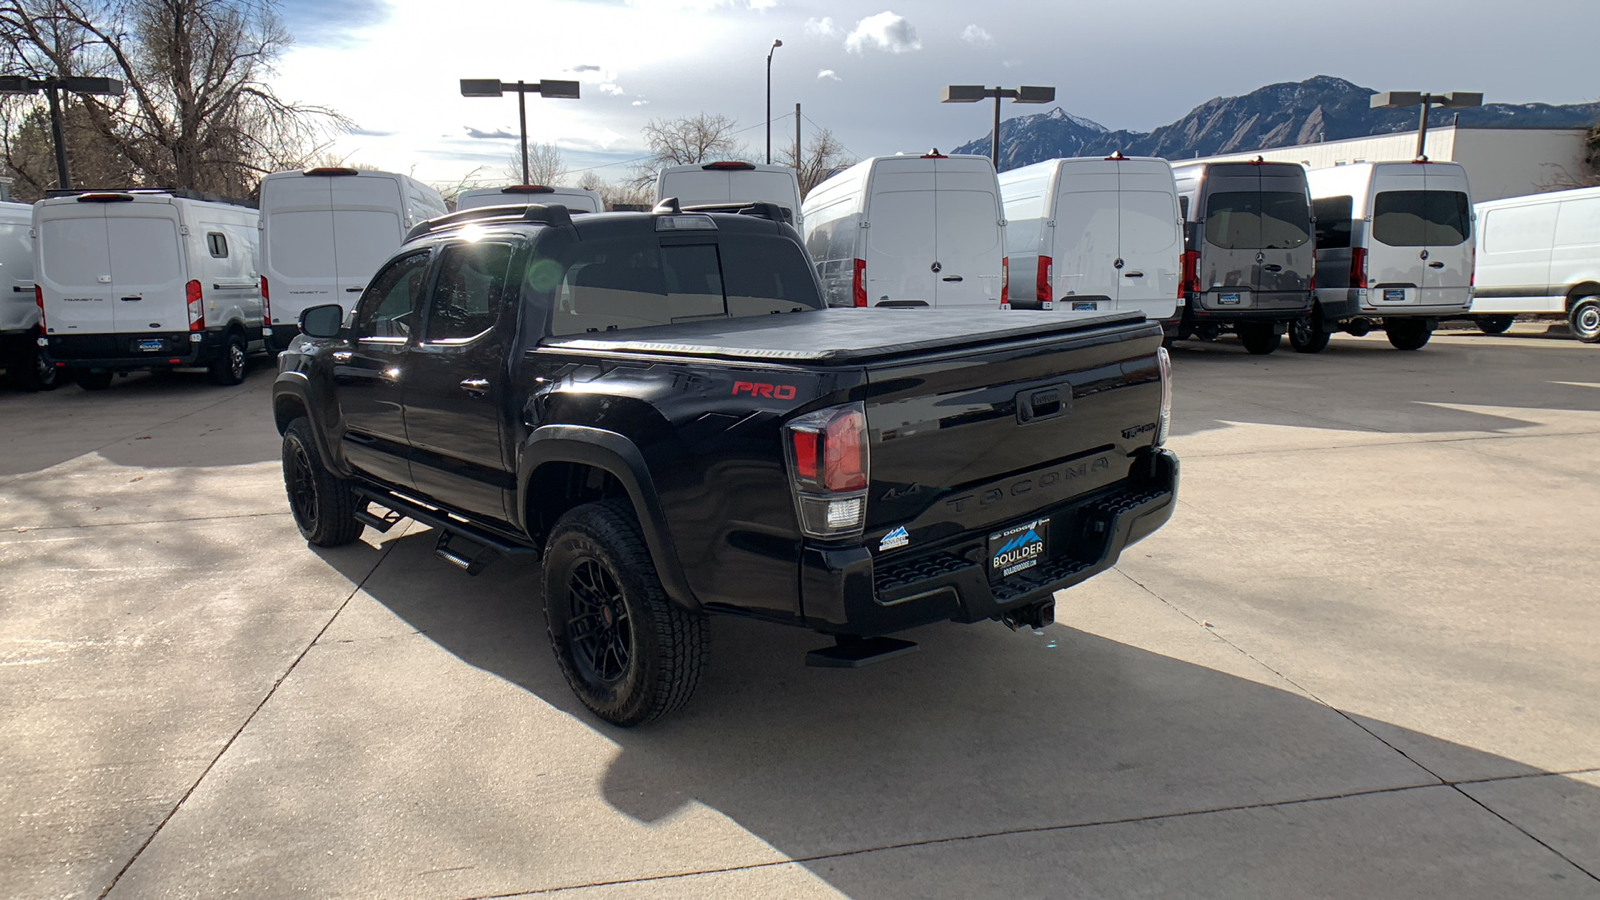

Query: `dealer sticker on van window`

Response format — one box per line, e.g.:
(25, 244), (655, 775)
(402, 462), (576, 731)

(1071, 301), (1097, 311)
(1383, 289), (1406, 302)
(1219, 293), (1242, 305)
(989, 517), (1050, 580)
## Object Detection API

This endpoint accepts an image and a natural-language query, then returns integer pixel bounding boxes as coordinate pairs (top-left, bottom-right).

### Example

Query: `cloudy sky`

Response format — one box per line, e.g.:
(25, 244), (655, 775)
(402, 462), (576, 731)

(272, 0), (1597, 188)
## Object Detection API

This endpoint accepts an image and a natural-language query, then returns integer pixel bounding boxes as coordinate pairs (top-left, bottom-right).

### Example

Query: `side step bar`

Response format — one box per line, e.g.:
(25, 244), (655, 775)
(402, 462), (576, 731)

(353, 487), (539, 575)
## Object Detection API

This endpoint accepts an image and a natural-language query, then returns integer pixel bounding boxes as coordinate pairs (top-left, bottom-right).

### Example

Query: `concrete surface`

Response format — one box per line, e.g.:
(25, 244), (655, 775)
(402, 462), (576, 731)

(1, 333), (1597, 899)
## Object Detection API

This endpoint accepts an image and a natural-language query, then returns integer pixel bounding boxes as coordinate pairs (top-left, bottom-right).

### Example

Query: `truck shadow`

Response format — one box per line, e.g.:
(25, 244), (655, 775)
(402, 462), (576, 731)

(325, 529), (1599, 897)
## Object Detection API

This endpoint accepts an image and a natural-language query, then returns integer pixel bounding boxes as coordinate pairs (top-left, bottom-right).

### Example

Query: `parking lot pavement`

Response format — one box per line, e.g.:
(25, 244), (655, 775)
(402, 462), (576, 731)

(1, 333), (1597, 899)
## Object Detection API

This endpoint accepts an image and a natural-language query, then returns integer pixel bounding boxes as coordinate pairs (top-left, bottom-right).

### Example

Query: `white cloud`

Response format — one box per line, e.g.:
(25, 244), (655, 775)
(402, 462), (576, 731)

(598, 83), (626, 95)
(804, 16), (836, 37)
(748, 0), (777, 9)
(817, 69), (840, 81)
(961, 24), (994, 46)
(632, 99), (650, 106)
(845, 11), (920, 54)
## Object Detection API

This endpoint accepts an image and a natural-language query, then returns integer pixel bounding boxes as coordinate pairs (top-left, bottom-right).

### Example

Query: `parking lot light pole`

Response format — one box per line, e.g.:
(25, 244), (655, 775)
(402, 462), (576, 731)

(1371, 90), (1483, 160)
(766, 40), (783, 165)
(0, 75), (125, 190)
(941, 85), (1055, 169)
(460, 78), (581, 184)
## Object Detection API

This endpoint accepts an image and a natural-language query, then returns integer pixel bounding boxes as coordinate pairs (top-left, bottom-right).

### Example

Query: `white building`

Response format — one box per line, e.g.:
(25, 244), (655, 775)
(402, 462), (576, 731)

(1189, 127), (1591, 202)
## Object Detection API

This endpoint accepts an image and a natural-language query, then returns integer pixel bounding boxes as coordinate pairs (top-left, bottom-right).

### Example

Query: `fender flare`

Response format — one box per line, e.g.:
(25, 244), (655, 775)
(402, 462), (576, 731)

(518, 425), (700, 612)
(271, 373), (354, 479)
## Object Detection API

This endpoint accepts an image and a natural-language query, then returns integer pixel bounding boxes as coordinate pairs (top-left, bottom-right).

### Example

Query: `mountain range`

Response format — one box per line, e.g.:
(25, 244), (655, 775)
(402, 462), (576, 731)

(952, 76), (1600, 170)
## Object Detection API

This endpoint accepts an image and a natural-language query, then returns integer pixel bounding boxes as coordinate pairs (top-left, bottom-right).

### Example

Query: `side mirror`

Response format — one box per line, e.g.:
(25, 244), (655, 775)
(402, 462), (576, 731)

(299, 303), (345, 339)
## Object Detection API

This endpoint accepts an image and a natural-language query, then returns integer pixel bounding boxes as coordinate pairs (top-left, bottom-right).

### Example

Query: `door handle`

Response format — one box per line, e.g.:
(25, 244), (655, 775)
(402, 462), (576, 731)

(120, 296), (142, 302)
(1123, 271), (1145, 278)
(345, 287), (363, 293)
(1428, 262), (1445, 269)
(1262, 264), (1283, 273)
(460, 378), (490, 397)
(941, 276), (964, 282)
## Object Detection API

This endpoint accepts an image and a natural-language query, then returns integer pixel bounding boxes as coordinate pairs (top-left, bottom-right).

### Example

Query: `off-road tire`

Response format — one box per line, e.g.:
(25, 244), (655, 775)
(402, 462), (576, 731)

(1236, 323), (1281, 355)
(1385, 319), (1433, 351)
(1569, 297), (1600, 344)
(1476, 315), (1514, 335)
(281, 417), (365, 547)
(75, 370), (113, 391)
(543, 499), (709, 726)
(1289, 311), (1330, 354)
(209, 332), (248, 385)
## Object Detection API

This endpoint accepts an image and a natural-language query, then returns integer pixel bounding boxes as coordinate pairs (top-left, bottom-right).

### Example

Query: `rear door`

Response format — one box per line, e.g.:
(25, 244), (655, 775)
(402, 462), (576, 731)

(1419, 169), (1473, 304)
(1116, 162), (1181, 316)
(1052, 163), (1120, 310)
(263, 176), (337, 325)
(932, 160), (1003, 307)
(37, 203), (114, 335)
(331, 176), (406, 305)
(105, 201), (186, 333)
(1254, 166), (1312, 296)
(1368, 166), (1430, 306)
(865, 160), (937, 305)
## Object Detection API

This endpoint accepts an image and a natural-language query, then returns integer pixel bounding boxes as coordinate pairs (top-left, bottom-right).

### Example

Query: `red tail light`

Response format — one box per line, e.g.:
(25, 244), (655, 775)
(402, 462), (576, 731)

(1037, 256), (1053, 306)
(502, 185), (555, 193)
(1180, 250), (1200, 296)
(1001, 257), (1009, 306)
(304, 167), (359, 176)
(852, 259), (867, 307)
(35, 284), (46, 331)
(1350, 247), (1368, 290)
(785, 403), (871, 539)
(186, 279), (205, 331)
(260, 276), (271, 324)
(702, 161), (755, 171)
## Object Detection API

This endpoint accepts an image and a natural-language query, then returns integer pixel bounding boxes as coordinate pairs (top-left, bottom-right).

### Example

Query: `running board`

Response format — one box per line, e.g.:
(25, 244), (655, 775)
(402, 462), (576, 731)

(354, 505), (404, 533)
(805, 636), (920, 668)
(352, 487), (539, 575)
(434, 531), (494, 576)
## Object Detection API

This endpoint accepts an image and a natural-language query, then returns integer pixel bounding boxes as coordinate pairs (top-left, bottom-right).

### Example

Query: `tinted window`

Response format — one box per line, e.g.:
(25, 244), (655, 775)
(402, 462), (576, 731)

(207, 232), (228, 258)
(1205, 192), (1310, 250)
(720, 234), (823, 316)
(425, 241), (513, 342)
(1312, 195), (1353, 249)
(353, 251), (430, 341)
(1373, 191), (1471, 247)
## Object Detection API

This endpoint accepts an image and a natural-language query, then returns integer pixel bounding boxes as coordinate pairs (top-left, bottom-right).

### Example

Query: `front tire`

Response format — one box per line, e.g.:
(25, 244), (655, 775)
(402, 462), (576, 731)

(1236, 323), (1281, 355)
(1385, 319), (1433, 351)
(281, 417), (366, 547)
(1289, 311), (1330, 354)
(1476, 315), (1514, 335)
(209, 332), (248, 385)
(543, 499), (709, 726)
(1569, 297), (1600, 344)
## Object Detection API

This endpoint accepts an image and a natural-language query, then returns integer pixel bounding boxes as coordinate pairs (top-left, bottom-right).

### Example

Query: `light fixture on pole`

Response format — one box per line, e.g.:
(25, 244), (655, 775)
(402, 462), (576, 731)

(0, 75), (125, 190)
(766, 40), (783, 165)
(460, 78), (581, 184)
(941, 85), (1055, 169)
(1370, 90), (1482, 160)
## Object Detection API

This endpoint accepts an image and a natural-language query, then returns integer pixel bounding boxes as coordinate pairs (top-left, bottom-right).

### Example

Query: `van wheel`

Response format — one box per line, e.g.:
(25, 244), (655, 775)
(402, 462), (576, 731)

(544, 499), (709, 726)
(1385, 319), (1432, 351)
(1476, 316), (1514, 335)
(10, 344), (60, 392)
(75, 370), (113, 391)
(1289, 311), (1330, 354)
(1236, 323), (1280, 355)
(209, 333), (248, 385)
(281, 418), (366, 547)
(1569, 297), (1600, 344)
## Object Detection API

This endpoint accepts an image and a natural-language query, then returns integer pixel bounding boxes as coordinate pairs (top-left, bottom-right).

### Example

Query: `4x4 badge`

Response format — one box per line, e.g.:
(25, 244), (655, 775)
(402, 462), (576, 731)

(879, 526), (910, 552)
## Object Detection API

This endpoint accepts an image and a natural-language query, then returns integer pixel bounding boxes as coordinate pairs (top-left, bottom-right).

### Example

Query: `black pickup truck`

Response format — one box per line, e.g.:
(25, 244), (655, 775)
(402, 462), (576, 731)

(272, 203), (1179, 725)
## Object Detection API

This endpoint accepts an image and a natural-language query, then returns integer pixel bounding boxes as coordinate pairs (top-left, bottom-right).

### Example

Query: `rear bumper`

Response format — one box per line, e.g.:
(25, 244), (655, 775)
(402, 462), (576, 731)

(1185, 292), (1310, 322)
(1317, 289), (1471, 321)
(42, 332), (222, 370)
(799, 449), (1179, 637)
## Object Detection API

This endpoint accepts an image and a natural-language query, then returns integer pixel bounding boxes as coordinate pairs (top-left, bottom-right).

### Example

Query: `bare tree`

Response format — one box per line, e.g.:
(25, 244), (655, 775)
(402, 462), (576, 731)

(779, 127), (854, 199)
(641, 113), (746, 168)
(502, 141), (567, 185)
(1, 0), (347, 197)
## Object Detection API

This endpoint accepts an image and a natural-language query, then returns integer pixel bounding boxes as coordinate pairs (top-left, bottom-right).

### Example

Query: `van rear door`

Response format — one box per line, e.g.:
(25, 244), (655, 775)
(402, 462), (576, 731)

(932, 160), (1003, 307)
(264, 175), (337, 323)
(1420, 168), (1473, 304)
(38, 202), (114, 335)
(1051, 162), (1120, 310)
(1200, 165), (1311, 304)
(1115, 162), (1181, 317)
(864, 160), (937, 305)
(330, 175), (406, 304)
(1367, 166), (1429, 306)
(105, 201), (186, 333)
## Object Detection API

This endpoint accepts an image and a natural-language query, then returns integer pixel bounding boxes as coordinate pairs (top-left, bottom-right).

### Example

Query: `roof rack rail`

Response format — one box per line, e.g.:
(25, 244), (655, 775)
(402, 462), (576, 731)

(680, 201), (792, 224)
(405, 203), (575, 241)
(45, 187), (258, 208)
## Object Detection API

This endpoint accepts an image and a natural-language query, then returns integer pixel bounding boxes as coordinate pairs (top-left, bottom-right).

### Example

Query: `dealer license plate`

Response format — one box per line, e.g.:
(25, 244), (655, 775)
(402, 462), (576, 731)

(988, 517), (1050, 581)
(136, 339), (165, 352)
(1218, 292), (1242, 306)
(1071, 301), (1098, 311)
(1383, 288), (1406, 302)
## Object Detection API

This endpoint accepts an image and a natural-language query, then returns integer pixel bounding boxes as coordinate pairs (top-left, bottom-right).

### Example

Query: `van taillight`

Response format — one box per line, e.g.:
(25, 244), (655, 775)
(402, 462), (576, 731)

(852, 259), (867, 307)
(1350, 247), (1368, 290)
(1001, 257), (1009, 306)
(35, 284), (46, 331)
(186, 280), (205, 331)
(785, 403), (870, 539)
(260, 276), (271, 324)
(1180, 250), (1200, 296)
(1037, 256), (1053, 306)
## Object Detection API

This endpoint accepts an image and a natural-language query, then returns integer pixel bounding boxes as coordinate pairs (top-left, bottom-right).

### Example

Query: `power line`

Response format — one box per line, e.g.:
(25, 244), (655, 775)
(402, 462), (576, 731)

(800, 110), (860, 160)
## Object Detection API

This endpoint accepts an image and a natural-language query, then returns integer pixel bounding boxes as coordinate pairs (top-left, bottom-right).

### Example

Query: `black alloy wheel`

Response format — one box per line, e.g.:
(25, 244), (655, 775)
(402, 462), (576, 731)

(566, 558), (634, 686)
(281, 417), (365, 546)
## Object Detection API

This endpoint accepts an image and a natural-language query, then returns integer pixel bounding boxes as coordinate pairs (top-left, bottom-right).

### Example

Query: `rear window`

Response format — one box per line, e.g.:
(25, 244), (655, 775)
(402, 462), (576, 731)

(1373, 191), (1471, 247)
(1205, 192), (1310, 250)
(1312, 195), (1353, 249)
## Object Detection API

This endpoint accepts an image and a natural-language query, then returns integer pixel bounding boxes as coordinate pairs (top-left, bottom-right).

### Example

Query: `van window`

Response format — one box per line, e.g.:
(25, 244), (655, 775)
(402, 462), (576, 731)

(0, 223), (33, 283)
(1312, 196), (1353, 249)
(425, 241), (514, 342)
(1204, 192), (1310, 250)
(353, 251), (431, 341)
(1373, 191), (1471, 247)
(207, 232), (229, 258)
(1485, 205), (1557, 254)
(1555, 197), (1600, 247)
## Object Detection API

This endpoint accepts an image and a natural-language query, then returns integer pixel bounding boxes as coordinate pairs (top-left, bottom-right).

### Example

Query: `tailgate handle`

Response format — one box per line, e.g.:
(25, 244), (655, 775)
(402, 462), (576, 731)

(941, 276), (963, 282)
(1262, 264), (1283, 273)
(120, 295), (142, 302)
(1428, 261), (1445, 269)
(1123, 271), (1144, 278)
(1017, 387), (1070, 424)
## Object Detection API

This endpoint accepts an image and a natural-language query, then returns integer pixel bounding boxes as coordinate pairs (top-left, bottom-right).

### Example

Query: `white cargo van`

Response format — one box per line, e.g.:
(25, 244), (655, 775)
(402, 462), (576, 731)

(999, 155), (1181, 325)
(457, 184), (602, 213)
(0, 200), (55, 390)
(800, 153), (1007, 309)
(1469, 186), (1600, 343)
(35, 189), (262, 389)
(655, 162), (803, 230)
(258, 167), (447, 347)
(1296, 161), (1475, 352)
